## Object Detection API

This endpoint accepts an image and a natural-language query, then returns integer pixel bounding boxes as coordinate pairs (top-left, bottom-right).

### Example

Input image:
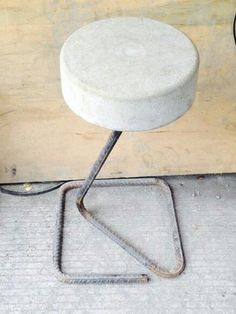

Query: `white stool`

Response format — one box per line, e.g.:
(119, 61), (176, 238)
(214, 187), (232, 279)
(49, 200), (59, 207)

(54, 17), (199, 284)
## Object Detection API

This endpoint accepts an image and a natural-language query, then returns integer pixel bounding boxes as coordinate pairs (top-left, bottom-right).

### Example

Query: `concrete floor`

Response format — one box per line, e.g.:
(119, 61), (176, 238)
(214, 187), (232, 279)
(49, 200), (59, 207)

(0, 174), (236, 313)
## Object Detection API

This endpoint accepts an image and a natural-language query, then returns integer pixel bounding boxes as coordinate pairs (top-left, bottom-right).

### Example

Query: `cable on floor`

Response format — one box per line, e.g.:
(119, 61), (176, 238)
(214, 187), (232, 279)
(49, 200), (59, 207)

(0, 182), (66, 197)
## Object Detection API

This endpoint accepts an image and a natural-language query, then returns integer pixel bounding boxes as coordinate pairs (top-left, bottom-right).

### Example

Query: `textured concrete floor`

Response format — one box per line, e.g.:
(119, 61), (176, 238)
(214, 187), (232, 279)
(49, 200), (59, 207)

(0, 175), (236, 313)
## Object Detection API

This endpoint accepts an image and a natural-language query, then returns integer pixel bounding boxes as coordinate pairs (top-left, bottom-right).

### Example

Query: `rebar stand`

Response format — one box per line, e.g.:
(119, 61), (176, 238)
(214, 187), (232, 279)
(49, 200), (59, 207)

(53, 131), (185, 284)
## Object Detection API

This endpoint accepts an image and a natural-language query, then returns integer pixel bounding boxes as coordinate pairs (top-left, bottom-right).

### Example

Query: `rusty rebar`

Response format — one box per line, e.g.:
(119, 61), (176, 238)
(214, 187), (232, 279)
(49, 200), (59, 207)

(53, 131), (185, 284)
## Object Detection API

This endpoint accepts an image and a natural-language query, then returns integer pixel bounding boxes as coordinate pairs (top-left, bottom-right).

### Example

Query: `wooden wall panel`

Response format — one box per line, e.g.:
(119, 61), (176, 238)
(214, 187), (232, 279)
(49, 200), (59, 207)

(0, 1), (235, 183)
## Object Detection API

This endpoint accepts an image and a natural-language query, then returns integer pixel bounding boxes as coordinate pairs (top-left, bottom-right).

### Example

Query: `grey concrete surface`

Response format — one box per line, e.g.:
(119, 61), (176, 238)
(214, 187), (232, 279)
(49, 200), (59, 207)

(61, 17), (199, 131)
(0, 174), (236, 313)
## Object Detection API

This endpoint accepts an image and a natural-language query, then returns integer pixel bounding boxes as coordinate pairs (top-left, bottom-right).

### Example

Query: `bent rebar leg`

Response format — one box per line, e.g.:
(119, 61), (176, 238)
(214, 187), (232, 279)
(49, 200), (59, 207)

(53, 131), (185, 284)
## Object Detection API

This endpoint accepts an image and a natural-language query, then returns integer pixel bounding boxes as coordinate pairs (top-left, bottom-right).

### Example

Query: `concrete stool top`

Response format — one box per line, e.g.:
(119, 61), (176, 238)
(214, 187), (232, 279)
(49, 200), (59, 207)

(60, 17), (199, 131)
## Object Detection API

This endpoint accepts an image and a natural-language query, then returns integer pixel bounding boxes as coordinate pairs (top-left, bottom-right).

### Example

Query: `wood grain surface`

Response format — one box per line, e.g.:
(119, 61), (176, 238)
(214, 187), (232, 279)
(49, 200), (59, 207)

(0, 1), (236, 183)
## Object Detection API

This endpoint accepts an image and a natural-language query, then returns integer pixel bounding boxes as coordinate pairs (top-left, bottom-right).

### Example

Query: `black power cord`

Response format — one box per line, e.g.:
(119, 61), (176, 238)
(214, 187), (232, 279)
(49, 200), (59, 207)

(0, 182), (66, 197)
(234, 13), (236, 46)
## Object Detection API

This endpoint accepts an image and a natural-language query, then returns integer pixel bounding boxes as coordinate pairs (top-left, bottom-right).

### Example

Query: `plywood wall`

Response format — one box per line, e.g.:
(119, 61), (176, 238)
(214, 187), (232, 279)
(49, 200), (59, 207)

(0, 1), (236, 183)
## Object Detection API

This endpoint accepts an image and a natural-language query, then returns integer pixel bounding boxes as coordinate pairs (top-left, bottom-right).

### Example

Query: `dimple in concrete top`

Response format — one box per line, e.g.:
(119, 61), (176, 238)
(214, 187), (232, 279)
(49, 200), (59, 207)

(60, 17), (199, 131)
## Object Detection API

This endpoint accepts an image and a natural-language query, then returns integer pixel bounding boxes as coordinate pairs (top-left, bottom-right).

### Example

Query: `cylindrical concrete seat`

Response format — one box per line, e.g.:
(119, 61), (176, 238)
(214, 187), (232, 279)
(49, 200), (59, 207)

(60, 17), (199, 131)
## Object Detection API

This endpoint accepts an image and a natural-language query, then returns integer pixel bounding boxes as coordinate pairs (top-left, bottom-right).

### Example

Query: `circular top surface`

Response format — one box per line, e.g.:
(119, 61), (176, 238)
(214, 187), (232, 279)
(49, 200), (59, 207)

(61, 17), (199, 101)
